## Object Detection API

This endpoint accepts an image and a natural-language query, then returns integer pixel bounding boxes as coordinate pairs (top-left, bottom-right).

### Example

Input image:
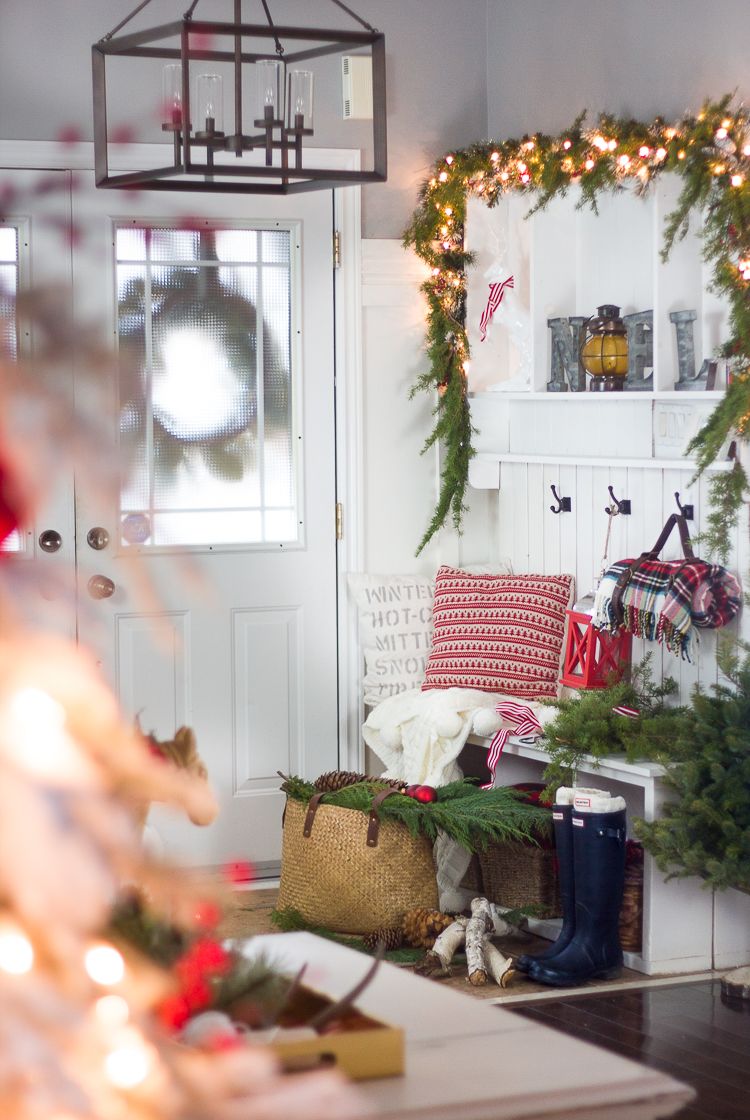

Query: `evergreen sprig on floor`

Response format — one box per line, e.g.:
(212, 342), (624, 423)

(280, 775), (551, 851)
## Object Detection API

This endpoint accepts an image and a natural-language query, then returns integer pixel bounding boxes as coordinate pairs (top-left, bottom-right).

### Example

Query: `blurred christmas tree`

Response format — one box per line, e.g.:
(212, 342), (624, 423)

(0, 189), (365, 1119)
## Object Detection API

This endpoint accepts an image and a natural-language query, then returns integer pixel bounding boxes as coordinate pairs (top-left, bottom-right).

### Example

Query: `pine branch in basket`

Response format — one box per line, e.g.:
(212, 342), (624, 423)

(280, 776), (551, 852)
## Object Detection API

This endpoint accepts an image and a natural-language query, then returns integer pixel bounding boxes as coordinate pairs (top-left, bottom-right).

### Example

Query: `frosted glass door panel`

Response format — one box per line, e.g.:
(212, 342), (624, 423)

(116, 225), (296, 548)
(0, 225), (22, 554)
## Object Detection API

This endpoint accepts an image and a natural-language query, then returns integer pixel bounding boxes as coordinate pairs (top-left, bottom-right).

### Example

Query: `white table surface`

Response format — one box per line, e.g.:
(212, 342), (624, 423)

(239, 932), (694, 1120)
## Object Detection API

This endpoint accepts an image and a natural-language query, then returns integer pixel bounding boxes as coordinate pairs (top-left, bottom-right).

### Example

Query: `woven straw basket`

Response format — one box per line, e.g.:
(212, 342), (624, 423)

(277, 795), (439, 934)
(476, 841), (561, 919)
(618, 862), (644, 952)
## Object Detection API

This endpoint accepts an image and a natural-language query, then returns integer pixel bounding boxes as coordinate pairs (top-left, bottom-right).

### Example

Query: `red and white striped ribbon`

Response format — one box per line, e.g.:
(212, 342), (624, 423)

(611, 704), (640, 719)
(479, 275), (515, 341)
(482, 700), (543, 788)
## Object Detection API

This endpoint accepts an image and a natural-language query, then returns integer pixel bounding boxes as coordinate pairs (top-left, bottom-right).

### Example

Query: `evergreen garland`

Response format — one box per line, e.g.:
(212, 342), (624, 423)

(537, 656), (682, 798)
(403, 94), (750, 553)
(280, 775), (550, 851)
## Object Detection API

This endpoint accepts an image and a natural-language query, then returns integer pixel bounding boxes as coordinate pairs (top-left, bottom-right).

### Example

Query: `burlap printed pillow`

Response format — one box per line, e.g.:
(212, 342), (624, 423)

(422, 567), (575, 699)
(348, 573), (435, 705)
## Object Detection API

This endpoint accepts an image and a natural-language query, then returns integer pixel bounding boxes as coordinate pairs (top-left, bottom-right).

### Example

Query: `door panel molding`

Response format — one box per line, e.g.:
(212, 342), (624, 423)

(116, 611), (190, 736)
(232, 606), (300, 795)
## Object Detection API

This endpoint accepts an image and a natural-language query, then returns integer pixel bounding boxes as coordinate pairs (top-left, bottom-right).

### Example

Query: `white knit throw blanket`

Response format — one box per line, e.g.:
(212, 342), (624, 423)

(363, 686), (552, 786)
(362, 687), (552, 911)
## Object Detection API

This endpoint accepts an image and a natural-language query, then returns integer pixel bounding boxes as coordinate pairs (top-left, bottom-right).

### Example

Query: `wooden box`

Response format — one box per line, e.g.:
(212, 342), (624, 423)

(266, 986), (404, 1081)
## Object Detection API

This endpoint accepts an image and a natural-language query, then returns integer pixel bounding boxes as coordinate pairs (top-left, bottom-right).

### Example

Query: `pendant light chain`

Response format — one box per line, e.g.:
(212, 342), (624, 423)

(328, 0), (378, 32)
(103, 0), (378, 41)
(101, 0), (157, 41)
(259, 0), (285, 57)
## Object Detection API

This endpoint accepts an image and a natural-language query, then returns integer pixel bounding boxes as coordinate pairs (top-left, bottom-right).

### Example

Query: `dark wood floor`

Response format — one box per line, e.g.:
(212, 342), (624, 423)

(510, 980), (750, 1120)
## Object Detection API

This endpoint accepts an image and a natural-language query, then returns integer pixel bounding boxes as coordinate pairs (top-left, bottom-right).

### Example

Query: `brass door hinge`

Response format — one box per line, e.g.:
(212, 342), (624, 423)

(333, 229), (341, 270)
(335, 502), (343, 540)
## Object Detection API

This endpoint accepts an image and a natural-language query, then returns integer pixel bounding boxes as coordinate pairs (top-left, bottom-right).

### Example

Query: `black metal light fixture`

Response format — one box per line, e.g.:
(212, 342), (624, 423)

(93, 0), (387, 194)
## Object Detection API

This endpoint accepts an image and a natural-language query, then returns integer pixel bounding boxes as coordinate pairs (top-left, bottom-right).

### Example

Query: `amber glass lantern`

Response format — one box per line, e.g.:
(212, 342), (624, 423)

(581, 304), (629, 391)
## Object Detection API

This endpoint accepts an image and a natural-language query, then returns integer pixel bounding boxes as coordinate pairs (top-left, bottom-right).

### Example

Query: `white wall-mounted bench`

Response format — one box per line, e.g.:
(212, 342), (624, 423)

(467, 734), (750, 976)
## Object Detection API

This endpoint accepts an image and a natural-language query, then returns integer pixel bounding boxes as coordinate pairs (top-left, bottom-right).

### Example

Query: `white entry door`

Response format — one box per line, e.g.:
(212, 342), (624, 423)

(66, 174), (339, 870)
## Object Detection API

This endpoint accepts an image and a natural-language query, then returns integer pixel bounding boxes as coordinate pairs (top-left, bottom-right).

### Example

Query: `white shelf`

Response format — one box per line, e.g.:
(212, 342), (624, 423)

(469, 390), (726, 402)
(465, 733), (734, 976)
(470, 451), (733, 472)
(467, 734), (667, 782)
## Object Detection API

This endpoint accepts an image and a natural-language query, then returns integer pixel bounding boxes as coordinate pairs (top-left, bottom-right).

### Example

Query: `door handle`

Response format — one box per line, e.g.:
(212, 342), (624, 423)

(39, 529), (62, 553)
(88, 574), (115, 600)
(87, 527), (110, 550)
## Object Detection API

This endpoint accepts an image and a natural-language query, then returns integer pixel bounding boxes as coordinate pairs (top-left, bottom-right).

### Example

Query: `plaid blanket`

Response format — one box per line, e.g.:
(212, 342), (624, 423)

(594, 557), (742, 659)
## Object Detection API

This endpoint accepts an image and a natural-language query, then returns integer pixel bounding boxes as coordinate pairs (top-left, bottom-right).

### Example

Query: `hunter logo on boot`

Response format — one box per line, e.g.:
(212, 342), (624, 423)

(572, 817), (584, 827)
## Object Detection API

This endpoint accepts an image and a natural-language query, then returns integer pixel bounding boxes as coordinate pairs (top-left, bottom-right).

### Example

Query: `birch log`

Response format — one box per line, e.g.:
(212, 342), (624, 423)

(466, 897), (494, 985)
(415, 917), (467, 976)
(484, 940), (515, 987)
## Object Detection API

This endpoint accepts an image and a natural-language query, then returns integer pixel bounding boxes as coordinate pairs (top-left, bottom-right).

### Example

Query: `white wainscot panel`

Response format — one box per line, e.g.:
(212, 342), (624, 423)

(713, 887), (750, 971)
(117, 612), (189, 736)
(233, 607), (300, 795)
(482, 741), (715, 974)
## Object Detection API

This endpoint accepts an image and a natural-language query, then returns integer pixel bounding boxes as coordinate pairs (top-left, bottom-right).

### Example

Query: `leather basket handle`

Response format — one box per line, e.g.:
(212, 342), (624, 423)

(644, 513), (694, 560)
(366, 788), (402, 848)
(302, 792), (326, 837)
(610, 513), (695, 625)
(301, 787), (403, 849)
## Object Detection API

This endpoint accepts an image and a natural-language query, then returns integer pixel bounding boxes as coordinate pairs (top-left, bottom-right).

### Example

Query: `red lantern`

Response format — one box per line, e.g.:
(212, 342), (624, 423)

(560, 609), (631, 690)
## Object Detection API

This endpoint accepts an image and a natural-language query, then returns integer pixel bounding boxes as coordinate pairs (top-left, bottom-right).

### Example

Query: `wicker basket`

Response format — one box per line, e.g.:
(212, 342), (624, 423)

(277, 795), (438, 934)
(618, 861), (644, 953)
(476, 840), (561, 918)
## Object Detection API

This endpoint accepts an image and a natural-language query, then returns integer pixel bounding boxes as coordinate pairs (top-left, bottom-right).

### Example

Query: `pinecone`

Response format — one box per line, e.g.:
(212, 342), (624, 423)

(402, 907), (454, 949)
(313, 771), (404, 793)
(313, 770), (367, 792)
(362, 926), (404, 952)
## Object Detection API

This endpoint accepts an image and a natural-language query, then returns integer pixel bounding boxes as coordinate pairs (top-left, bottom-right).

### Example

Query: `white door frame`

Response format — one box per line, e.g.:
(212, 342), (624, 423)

(0, 139), (365, 774)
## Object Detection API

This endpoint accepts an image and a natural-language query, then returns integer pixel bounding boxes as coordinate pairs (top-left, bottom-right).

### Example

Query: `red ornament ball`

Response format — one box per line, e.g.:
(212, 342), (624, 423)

(413, 785), (438, 803)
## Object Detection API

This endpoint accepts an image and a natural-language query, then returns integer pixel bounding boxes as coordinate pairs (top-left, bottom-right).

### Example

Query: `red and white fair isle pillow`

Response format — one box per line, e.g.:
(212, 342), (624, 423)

(422, 567), (575, 699)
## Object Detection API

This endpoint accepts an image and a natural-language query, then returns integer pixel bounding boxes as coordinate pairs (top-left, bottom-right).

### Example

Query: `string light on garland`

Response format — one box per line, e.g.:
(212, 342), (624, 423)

(0, 925), (34, 975)
(85, 943), (126, 986)
(403, 92), (750, 555)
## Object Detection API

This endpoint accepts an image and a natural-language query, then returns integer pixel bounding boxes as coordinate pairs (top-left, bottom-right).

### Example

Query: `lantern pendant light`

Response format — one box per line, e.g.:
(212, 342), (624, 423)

(93, 0), (387, 194)
(581, 304), (629, 391)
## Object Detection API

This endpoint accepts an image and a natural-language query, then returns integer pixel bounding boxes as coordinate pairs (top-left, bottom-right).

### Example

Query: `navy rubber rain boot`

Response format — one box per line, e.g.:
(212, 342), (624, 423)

(529, 804), (627, 987)
(515, 803), (575, 973)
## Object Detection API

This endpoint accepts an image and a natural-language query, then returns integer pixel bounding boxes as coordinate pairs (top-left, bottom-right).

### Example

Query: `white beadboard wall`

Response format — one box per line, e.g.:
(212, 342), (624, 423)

(470, 449), (747, 703)
(361, 240), (748, 703)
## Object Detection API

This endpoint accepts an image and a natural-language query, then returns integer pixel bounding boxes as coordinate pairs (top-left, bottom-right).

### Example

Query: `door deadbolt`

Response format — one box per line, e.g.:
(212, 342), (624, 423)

(38, 529), (62, 553)
(87, 527), (110, 551)
(88, 574), (115, 600)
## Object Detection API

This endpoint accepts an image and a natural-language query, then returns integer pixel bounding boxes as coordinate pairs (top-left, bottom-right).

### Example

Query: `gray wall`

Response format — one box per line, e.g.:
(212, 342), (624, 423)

(487, 0), (750, 140)
(0, 0), (488, 239)
(4, 1), (748, 234)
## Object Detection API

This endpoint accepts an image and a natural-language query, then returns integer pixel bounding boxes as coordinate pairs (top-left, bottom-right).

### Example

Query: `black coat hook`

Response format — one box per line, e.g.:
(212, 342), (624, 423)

(550, 484), (572, 514)
(674, 491), (694, 521)
(605, 485), (631, 516)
